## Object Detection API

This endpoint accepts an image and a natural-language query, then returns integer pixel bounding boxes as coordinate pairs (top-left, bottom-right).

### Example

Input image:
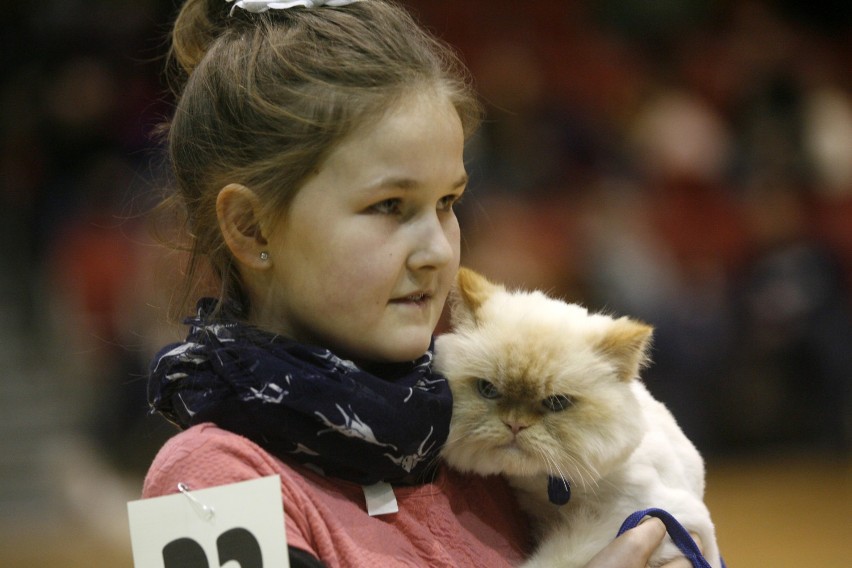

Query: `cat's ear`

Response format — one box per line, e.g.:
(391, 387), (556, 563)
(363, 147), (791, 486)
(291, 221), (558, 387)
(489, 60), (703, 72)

(449, 267), (501, 327)
(596, 317), (653, 381)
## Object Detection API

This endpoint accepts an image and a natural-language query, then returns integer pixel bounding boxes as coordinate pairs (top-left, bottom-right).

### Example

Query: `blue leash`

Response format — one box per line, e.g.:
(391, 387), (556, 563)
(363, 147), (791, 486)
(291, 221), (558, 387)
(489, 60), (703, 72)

(616, 508), (726, 568)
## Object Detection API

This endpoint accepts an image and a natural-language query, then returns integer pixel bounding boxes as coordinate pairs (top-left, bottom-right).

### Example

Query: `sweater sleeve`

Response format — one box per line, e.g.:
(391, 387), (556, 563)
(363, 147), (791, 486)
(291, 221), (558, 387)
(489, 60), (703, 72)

(142, 423), (317, 557)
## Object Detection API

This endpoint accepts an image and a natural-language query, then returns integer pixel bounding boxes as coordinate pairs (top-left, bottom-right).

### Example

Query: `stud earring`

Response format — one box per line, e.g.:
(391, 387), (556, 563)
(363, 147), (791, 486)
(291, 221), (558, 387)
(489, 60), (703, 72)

(259, 251), (269, 261)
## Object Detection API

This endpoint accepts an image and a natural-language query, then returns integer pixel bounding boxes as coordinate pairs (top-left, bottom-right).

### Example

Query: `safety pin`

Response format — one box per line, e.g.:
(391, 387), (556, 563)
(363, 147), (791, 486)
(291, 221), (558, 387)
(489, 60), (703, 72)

(177, 482), (215, 521)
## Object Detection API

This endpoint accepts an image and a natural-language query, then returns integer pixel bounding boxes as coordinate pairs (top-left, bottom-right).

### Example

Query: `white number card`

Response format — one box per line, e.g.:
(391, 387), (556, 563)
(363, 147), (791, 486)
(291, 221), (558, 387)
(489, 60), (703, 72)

(128, 475), (289, 568)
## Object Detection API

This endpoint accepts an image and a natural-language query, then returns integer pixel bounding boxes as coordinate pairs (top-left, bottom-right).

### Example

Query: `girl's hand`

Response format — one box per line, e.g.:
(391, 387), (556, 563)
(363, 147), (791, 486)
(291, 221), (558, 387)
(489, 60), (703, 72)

(583, 518), (704, 568)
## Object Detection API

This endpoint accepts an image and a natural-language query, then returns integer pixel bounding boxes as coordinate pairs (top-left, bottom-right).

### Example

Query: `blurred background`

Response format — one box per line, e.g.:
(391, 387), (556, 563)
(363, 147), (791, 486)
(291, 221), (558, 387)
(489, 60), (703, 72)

(0, 0), (849, 566)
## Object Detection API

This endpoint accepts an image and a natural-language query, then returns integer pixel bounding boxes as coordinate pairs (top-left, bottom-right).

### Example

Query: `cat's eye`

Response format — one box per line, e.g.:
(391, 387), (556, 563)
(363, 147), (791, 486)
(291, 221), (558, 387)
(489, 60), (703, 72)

(476, 379), (501, 399)
(543, 394), (574, 412)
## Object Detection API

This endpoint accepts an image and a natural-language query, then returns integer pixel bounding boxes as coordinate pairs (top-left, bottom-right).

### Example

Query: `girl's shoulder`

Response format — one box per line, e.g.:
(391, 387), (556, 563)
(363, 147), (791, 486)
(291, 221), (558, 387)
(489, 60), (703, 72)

(140, 423), (327, 559)
(142, 423), (286, 498)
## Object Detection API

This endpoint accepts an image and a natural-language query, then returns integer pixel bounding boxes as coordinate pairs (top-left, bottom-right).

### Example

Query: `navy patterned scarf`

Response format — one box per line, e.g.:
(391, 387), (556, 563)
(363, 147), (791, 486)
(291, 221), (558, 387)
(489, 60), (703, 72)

(148, 299), (452, 485)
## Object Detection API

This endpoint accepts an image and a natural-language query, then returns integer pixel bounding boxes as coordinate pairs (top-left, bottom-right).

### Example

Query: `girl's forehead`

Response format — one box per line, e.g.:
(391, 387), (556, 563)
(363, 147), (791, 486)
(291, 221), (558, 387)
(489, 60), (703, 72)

(281, 93), (465, 217)
(358, 89), (459, 139)
(318, 91), (464, 176)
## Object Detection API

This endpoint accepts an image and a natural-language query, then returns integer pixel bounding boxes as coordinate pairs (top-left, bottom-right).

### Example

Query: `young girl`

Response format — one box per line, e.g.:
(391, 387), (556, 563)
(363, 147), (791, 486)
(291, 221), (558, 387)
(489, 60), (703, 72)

(144, 1), (699, 566)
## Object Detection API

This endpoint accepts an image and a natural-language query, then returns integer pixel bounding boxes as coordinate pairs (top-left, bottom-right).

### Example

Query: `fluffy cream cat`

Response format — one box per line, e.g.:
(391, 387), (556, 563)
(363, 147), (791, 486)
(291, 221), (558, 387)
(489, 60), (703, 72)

(436, 268), (721, 568)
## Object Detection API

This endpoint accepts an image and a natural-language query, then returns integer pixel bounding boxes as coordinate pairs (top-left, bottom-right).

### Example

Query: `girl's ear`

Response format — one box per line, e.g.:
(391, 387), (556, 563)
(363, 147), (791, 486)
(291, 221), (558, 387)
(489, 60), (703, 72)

(217, 183), (270, 270)
(448, 267), (500, 328)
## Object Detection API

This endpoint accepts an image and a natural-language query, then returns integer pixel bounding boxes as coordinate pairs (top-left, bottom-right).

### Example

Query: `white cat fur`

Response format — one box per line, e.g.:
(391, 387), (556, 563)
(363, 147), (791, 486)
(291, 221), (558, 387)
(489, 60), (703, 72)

(436, 268), (721, 568)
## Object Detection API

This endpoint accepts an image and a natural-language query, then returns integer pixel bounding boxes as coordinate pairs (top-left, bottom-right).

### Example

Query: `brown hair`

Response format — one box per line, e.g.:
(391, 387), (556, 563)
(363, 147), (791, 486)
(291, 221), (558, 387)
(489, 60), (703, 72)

(161, 0), (481, 319)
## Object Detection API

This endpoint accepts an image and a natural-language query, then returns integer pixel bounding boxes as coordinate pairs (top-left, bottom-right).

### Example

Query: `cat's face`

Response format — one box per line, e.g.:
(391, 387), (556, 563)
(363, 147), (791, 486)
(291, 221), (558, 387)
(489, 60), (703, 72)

(436, 268), (652, 487)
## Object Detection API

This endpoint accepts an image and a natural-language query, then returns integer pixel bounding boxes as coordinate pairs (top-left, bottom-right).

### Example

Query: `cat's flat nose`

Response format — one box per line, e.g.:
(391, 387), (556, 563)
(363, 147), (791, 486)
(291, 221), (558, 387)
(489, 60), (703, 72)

(504, 421), (528, 435)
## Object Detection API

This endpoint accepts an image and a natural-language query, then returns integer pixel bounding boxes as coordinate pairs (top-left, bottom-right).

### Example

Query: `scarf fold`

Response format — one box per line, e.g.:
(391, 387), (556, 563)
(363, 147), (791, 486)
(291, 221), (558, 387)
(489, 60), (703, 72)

(148, 299), (452, 485)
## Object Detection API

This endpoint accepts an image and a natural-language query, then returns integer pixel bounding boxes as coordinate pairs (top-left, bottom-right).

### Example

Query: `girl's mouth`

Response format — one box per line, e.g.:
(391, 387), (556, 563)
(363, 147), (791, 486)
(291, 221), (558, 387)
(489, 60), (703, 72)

(391, 292), (430, 306)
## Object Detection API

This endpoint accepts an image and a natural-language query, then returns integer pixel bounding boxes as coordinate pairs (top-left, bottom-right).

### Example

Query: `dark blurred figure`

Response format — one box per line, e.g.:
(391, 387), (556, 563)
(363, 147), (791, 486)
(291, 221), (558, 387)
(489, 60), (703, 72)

(716, 3), (852, 453)
(465, 41), (612, 200)
(725, 185), (852, 453)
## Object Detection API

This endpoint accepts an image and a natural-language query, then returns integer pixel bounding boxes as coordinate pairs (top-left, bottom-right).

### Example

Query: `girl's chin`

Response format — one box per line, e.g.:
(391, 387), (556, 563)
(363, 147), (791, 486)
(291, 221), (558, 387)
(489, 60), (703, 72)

(347, 340), (434, 367)
(382, 332), (435, 360)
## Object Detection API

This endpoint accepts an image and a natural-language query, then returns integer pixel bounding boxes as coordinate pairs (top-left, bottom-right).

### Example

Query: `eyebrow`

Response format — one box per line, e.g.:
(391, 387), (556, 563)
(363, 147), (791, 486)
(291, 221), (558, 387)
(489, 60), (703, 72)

(371, 173), (469, 191)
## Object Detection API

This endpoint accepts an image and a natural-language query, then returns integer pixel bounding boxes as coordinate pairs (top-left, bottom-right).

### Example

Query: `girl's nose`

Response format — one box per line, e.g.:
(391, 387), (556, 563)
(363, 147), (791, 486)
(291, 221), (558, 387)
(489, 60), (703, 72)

(407, 213), (455, 270)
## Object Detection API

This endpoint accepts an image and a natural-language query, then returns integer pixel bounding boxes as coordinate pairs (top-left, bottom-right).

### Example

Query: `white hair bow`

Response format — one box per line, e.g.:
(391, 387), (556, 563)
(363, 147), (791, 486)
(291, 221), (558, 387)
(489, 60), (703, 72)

(228, 0), (362, 14)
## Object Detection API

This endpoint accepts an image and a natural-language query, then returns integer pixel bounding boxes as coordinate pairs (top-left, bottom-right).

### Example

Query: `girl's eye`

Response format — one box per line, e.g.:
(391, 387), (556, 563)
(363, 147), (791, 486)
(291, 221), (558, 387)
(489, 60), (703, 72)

(476, 379), (501, 399)
(542, 394), (574, 412)
(438, 193), (462, 211)
(371, 198), (402, 215)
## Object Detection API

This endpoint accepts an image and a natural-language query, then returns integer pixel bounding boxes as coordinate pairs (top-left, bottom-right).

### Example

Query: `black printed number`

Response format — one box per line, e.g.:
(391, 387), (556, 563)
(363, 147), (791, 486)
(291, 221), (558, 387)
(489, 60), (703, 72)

(162, 528), (262, 568)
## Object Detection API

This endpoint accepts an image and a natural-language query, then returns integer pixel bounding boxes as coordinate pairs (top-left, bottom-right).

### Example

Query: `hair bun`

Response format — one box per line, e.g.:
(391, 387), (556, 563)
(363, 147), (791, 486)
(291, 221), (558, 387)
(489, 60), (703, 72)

(171, 0), (230, 77)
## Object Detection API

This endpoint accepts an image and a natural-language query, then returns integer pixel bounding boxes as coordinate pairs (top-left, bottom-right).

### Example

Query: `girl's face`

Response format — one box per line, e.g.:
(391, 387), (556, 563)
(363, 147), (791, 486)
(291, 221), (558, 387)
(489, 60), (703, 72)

(255, 90), (467, 363)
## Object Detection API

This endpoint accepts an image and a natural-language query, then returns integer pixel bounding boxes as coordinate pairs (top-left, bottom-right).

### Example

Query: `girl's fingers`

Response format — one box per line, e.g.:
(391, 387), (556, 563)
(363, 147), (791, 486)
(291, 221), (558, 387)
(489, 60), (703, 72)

(690, 532), (704, 554)
(657, 558), (696, 568)
(585, 518), (667, 568)
(657, 531), (705, 568)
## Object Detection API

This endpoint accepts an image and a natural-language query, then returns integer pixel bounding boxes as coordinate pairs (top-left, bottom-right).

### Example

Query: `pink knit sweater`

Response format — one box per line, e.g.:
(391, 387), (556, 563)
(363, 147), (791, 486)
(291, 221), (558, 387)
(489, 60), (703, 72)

(143, 423), (530, 567)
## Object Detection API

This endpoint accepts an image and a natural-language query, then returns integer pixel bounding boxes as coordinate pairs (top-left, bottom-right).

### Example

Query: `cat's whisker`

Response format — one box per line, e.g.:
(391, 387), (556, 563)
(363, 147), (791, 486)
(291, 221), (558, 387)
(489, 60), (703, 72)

(550, 445), (599, 494)
(537, 444), (588, 498)
(441, 429), (465, 448)
(575, 456), (601, 493)
(539, 445), (567, 484)
(425, 443), (445, 473)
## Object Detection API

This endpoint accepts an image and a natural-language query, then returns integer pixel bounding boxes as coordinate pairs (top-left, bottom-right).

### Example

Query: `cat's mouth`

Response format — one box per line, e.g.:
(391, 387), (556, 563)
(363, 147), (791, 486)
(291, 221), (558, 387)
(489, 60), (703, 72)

(493, 441), (549, 476)
(497, 439), (530, 455)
